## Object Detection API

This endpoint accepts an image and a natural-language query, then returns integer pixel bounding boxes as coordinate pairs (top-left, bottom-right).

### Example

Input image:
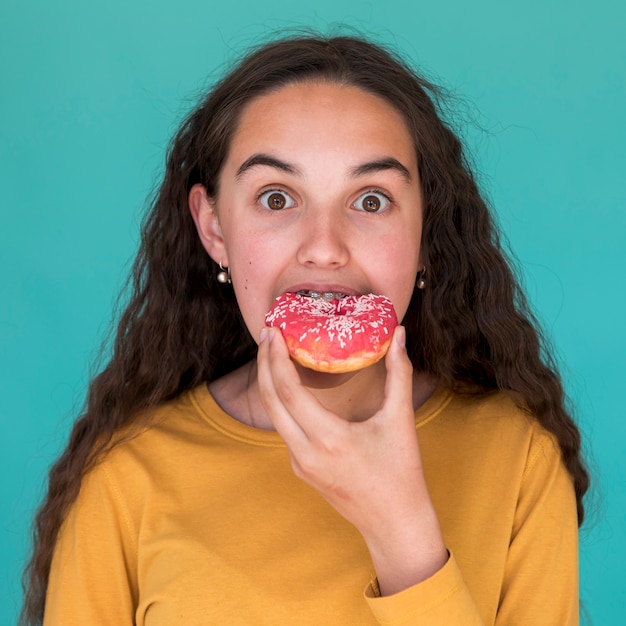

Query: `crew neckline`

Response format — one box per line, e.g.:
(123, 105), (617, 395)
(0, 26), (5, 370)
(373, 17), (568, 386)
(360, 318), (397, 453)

(190, 383), (453, 447)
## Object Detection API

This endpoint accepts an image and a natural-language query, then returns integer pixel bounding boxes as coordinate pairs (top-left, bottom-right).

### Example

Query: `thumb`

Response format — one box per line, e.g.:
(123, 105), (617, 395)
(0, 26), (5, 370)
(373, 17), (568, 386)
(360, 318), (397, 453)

(382, 326), (415, 415)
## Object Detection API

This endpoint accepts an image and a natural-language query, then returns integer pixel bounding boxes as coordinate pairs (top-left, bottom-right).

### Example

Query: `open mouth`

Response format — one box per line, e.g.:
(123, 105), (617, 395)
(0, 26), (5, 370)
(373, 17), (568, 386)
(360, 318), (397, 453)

(295, 289), (349, 301)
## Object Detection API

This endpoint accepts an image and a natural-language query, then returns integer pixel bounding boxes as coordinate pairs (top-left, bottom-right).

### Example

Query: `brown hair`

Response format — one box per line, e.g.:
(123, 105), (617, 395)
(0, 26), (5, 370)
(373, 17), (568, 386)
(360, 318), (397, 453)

(21, 33), (589, 624)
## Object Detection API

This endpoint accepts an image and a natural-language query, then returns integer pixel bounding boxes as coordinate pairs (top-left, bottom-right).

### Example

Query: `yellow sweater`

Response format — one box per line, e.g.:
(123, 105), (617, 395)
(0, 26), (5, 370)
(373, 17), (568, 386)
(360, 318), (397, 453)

(44, 385), (578, 625)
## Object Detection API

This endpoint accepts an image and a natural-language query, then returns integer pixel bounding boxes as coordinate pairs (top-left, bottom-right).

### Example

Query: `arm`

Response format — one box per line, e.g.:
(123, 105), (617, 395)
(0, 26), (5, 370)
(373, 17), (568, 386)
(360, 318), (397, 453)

(495, 429), (579, 624)
(364, 427), (579, 625)
(43, 460), (138, 625)
(257, 326), (483, 623)
(257, 326), (579, 624)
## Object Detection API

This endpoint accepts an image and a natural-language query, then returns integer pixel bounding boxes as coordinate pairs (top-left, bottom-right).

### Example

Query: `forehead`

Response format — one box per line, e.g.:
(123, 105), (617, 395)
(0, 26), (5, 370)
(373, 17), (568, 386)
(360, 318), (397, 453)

(226, 81), (416, 168)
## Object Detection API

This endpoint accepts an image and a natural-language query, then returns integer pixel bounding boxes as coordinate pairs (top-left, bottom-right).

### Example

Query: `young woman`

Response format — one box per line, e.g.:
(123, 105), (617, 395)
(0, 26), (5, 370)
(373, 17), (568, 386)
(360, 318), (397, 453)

(22, 34), (588, 625)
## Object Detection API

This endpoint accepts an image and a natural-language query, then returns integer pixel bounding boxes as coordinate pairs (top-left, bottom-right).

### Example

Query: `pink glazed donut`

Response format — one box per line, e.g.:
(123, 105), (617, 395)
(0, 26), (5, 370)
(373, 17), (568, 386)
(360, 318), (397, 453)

(265, 292), (398, 373)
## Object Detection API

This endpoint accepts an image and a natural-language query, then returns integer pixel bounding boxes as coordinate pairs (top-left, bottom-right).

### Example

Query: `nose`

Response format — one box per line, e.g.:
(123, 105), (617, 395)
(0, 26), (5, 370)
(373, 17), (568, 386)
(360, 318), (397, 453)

(296, 207), (350, 268)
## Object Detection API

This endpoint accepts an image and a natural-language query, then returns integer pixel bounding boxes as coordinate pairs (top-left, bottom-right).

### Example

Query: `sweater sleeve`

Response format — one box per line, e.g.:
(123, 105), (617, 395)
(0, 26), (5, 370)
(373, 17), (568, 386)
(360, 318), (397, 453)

(364, 428), (579, 625)
(495, 430), (579, 624)
(364, 552), (484, 624)
(43, 460), (138, 626)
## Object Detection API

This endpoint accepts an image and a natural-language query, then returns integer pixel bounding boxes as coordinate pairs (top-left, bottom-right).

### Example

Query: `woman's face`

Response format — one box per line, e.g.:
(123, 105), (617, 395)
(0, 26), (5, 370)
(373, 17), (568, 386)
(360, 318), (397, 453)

(190, 81), (423, 342)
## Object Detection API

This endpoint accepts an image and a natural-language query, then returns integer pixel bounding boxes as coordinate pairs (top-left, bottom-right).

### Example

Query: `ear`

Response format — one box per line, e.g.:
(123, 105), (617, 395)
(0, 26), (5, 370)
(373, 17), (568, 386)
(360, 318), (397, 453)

(188, 183), (228, 266)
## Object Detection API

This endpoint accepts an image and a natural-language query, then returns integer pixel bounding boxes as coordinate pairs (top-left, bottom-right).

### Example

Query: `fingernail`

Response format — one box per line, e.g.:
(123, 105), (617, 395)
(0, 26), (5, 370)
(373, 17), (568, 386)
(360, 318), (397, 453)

(395, 326), (406, 348)
(259, 328), (268, 342)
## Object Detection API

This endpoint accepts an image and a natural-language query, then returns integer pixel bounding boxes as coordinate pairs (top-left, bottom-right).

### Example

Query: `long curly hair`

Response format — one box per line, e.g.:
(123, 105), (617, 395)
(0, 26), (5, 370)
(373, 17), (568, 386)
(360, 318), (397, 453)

(21, 34), (589, 625)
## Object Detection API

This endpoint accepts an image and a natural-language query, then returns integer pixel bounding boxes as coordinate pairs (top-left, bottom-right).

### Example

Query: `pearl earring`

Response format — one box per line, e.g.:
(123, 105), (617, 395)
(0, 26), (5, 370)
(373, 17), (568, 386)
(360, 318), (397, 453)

(416, 267), (426, 289)
(217, 262), (231, 284)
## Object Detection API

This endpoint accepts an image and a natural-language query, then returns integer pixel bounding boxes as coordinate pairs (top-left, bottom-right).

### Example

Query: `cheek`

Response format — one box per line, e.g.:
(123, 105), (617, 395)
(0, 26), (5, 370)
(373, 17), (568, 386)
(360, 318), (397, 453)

(376, 232), (421, 315)
(379, 229), (421, 273)
(231, 244), (264, 297)
(228, 236), (283, 321)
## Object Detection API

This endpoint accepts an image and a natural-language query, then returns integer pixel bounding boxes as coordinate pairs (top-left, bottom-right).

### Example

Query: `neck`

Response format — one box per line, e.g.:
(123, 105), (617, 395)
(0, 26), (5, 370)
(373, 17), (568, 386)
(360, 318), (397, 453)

(209, 359), (436, 431)
(239, 359), (436, 429)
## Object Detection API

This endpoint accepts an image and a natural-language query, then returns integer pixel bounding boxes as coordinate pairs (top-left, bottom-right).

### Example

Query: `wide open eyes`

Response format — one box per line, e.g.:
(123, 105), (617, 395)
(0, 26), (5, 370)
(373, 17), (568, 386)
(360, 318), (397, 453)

(353, 190), (391, 213)
(257, 188), (391, 212)
(258, 189), (296, 211)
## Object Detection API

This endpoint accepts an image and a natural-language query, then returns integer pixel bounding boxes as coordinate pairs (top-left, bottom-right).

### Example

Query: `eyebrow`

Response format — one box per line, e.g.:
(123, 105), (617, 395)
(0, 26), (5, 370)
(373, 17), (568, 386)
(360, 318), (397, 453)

(235, 153), (412, 182)
(349, 157), (412, 183)
(236, 154), (301, 179)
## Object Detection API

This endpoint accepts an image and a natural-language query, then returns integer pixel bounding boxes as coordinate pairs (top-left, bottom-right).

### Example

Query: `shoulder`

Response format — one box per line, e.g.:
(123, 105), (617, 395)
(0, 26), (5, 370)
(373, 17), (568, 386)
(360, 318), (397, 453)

(420, 389), (577, 565)
(425, 388), (557, 455)
(419, 388), (571, 510)
(78, 387), (213, 498)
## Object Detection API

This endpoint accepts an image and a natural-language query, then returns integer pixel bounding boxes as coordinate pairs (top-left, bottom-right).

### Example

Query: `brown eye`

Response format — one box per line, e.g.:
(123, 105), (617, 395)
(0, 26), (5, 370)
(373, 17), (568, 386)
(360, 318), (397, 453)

(354, 191), (389, 213)
(259, 189), (295, 211)
(268, 193), (285, 209)
(363, 195), (381, 212)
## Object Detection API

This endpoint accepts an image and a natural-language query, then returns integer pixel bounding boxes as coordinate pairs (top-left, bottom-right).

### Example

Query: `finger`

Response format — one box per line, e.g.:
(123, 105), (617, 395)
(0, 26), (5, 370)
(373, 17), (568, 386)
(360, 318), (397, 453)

(263, 327), (305, 407)
(263, 328), (342, 441)
(256, 327), (308, 443)
(382, 326), (415, 417)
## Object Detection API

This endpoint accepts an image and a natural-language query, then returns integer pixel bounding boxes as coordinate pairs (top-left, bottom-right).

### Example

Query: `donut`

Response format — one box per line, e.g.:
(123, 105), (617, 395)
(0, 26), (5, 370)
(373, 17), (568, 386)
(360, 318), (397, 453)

(264, 292), (398, 373)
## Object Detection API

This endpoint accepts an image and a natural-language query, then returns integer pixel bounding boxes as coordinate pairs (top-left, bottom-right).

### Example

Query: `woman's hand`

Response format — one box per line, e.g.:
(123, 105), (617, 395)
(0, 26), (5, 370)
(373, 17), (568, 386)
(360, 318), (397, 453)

(256, 325), (448, 595)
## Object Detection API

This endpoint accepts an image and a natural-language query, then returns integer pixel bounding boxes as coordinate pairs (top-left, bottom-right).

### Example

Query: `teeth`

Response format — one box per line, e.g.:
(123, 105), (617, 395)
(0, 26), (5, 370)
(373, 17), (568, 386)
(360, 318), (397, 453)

(296, 290), (348, 300)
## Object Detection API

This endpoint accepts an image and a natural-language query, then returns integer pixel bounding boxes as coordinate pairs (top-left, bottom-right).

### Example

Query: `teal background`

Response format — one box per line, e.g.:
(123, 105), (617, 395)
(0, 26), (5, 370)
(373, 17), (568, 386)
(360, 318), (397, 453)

(1, 0), (624, 622)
